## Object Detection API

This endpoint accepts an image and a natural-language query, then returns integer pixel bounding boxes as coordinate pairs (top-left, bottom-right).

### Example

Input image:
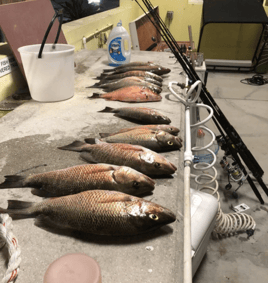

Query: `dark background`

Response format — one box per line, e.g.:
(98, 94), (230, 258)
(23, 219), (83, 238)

(51, 0), (120, 23)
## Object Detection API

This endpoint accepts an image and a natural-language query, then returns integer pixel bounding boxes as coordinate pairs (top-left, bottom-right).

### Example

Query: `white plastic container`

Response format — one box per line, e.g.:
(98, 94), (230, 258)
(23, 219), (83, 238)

(191, 188), (218, 276)
(18, 44), (75, 102)
(107, 20), (131, 66)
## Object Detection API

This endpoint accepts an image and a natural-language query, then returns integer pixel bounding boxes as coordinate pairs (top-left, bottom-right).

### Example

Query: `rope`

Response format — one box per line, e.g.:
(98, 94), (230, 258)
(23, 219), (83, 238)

(0, 214), (21, 283)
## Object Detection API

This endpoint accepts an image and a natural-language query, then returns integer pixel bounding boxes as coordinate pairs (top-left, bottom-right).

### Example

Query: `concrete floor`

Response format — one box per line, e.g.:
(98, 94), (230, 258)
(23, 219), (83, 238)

(193, 71), (268, 282)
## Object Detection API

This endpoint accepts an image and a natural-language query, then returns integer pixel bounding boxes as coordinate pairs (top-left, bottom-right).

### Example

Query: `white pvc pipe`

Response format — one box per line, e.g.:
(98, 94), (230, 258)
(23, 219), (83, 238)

(184, 94), (193, 283)
(184, 163), (192, 283)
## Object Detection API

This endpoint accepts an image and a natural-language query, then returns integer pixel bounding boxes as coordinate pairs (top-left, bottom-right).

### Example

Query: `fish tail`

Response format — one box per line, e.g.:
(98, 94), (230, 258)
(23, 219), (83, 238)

(95, 74), (107, 80)
(84, 138), (97, 144)
(0, 175), (25, 189)
(99, 133), (110, 138)
(0, 200), (36, 219)
(86, 83), (101, 88)
(58, 140), (86, 152)
(88, 93), (101, 99)
(98, 106), (115, 113)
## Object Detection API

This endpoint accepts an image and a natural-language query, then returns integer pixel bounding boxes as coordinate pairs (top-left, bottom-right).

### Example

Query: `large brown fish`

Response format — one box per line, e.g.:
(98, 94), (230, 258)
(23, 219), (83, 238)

(0, 164), (155, 196)
(85, 129), (183, 152)
(0, 190), (176, 236)
(101, 65), (171, 75)
(58, 141), (177, 176)
(99, 125), (180, 137)
(87, 77), (162, 94)
(102, 62), (171, 75)
(88, 86), (162, 103)
(98, 106), (171, 124)
(92, 76), (162, 87)
(96, 71), (163, 82)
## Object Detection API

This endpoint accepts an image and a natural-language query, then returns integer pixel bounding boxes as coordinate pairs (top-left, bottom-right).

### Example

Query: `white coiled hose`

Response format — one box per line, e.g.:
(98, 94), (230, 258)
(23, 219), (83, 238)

(169, 80), (256, 237)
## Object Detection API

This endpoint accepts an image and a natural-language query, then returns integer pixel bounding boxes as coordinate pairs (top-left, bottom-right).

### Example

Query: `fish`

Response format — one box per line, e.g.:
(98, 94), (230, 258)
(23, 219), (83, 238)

(58, 141), (177, 176)
(88, 86), (162, 103)
(85, 129), (183, 152)
(92, 76), (162, 88)
(102, 61), (161, 72)
(96, 71), (163, 82)
(87, 77), (162, 94)
(99, 124), (180, 137)
(101, 65), (171, 76)
(98, 106), (171, 124)
(0, 190), (176, 236)
(0, 164), (155, 196)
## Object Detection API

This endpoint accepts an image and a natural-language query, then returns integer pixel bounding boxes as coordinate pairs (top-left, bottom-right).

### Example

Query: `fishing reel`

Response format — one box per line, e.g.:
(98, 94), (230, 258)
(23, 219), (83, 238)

(216, 135), (247, 198)
(219, 156), (247, 198)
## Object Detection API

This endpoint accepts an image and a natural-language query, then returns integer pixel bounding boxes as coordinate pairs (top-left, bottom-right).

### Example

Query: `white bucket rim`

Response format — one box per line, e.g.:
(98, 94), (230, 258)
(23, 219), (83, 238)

(18, 44), (75, 55)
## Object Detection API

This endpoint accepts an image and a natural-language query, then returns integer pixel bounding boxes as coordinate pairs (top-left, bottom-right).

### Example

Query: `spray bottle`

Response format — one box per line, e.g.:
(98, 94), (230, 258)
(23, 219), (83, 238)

(107, 20), (131, 66)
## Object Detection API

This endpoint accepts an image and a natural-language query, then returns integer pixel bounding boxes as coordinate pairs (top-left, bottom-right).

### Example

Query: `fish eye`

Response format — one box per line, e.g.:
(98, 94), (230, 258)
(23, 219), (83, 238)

(169, 127), (173, 131)
(154, 162), (161, 168)
(168, 141), (173, 145)
(133, 181), (139, 188)
(149, 214), (159, 220)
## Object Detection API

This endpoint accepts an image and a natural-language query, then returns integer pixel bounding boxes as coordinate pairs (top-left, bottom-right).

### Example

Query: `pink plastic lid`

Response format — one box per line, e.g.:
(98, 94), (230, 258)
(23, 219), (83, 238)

(43, 253), (101, 283)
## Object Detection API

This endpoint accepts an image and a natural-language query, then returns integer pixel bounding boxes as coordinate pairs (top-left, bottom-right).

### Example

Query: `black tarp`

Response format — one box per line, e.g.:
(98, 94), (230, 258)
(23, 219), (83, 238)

(203, 0), (268, 24)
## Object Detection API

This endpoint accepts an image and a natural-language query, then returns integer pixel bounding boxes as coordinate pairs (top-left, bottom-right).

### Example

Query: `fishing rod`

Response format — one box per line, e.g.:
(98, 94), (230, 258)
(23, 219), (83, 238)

(134, 0), (268, 204)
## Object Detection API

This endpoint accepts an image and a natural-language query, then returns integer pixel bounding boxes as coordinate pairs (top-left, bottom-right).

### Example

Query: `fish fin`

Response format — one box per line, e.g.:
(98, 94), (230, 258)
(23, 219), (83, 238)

(116, 143), (144, 152)
(88, 93), (101, 99)
(31, 188), (56, 198)
(0, 200), (36, 219)
(102, 69), (114, 73)
(80, 152), (98, 163)
(99, 133), (110, 138)
(98, 106), (116, 113)
(84, 138), (97, 144)
(0, 175), (25, 188)
(86, 83), (101, 88)
(35, 215), (73, 233)
(100, 194), (133, 204)
(35, 215), (53, 228)
(58, 140), (86, 152)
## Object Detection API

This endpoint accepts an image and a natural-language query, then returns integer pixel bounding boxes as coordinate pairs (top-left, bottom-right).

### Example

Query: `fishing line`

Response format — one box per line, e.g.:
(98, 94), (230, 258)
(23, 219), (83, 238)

(135, 0), (268, 205)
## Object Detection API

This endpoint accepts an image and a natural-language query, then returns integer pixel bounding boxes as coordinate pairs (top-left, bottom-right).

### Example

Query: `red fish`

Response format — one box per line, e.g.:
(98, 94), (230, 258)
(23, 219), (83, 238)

(0, 190), (177, 236)
(88, 86), (161, 103)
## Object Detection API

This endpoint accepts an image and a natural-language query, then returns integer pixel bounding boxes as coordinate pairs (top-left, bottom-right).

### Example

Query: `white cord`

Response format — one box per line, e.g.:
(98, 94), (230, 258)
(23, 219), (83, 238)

(169, 81), (256, 237)
(0, 214), (21, 283)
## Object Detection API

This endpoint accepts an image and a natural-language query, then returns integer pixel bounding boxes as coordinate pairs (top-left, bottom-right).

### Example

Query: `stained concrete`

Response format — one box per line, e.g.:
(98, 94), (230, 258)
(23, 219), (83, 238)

(0, 50), (185, 283)
(1, 49), (267, 283)
(193, 71), (268, 282)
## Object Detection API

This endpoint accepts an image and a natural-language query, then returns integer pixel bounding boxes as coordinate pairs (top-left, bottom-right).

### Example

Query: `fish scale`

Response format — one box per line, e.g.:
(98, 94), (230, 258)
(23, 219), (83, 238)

(0, 164), (155, 196)
(39, 191), (135, 234)
(0, 190), (176, 235)
(87, 129), (183, 152)
(59, 141), (177, 176)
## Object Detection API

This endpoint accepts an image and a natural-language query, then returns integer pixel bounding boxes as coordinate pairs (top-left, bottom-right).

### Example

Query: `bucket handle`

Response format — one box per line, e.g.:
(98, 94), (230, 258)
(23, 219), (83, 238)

(38, 9), (64, 59)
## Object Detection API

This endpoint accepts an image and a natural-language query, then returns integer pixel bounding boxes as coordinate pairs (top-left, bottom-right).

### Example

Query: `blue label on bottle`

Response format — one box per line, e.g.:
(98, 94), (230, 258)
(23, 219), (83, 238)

(108, 37), (126, 63)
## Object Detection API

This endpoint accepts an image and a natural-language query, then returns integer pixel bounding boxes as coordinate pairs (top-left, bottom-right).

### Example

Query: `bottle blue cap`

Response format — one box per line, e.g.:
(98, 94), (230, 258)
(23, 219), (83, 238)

(117, 20), (122, 27)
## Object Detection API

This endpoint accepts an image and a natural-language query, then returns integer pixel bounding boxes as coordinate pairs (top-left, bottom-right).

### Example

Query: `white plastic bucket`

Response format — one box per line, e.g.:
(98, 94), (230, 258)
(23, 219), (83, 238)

(18, 44), (75, 102)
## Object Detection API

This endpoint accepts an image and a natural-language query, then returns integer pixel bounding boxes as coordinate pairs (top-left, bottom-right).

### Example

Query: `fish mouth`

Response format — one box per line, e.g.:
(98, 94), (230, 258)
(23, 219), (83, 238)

(145, 176), (156, 188)
(175, 137), (183, 149)
(158, 162), (177, 175)
(167, 162), (177, 174)
(164, 210), (177, 224)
